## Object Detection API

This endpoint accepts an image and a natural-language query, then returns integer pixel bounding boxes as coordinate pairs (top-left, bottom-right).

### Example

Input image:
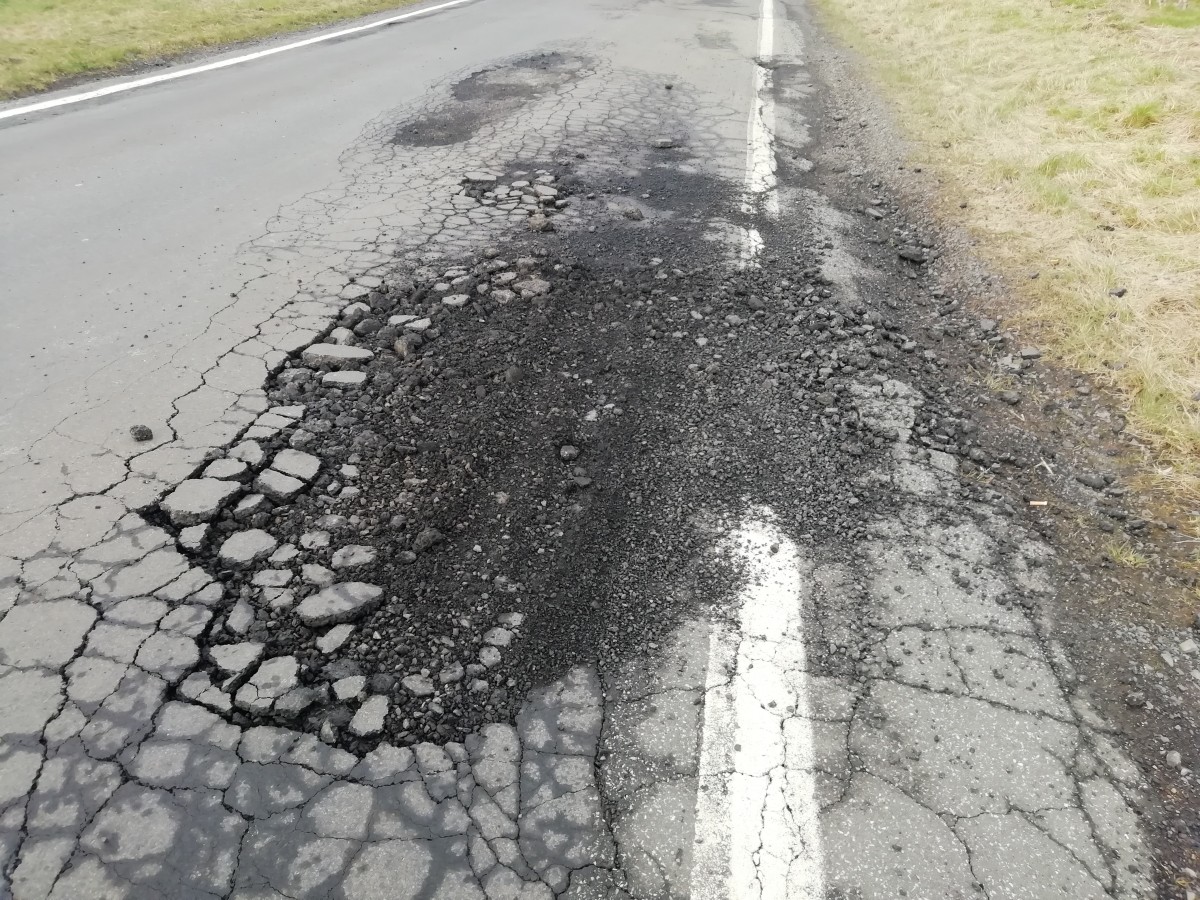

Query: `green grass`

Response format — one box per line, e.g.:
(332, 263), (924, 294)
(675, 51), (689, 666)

(813, 0), (1200, 502)
(0, 0), (420, 98)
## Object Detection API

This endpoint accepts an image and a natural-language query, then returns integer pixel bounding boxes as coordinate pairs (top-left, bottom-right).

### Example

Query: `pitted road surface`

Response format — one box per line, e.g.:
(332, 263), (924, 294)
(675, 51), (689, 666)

(0, 0), (1163, 897)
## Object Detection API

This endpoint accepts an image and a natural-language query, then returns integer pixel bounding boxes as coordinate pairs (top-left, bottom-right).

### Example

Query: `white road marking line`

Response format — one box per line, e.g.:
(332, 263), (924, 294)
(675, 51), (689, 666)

(743, 0), (779, 220)
(0, 0), (477, 123)
(692, 510), (824, 899)
(737, 226), (764, 269)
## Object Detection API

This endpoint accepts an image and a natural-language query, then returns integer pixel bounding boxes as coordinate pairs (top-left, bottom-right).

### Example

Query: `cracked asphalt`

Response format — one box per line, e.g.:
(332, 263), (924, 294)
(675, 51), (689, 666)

(0, 0), (1174, 896)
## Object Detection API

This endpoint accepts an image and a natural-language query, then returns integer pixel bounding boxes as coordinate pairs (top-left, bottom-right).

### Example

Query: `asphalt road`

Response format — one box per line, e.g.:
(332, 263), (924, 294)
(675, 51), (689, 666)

(0, 0), (1160, 897)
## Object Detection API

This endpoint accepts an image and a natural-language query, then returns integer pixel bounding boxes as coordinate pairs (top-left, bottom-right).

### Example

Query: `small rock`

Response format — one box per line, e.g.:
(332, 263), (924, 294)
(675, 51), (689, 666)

(439, 663), (465, 684)
(255, 469), (306, 503)
(161, 478), (242, 526)
(234, 655), (299, 713)
(300, 530), (331, 550)
(1166, 750), (1182, 769)
(1180, 639), (1198, 655)
(302, 564), (335, 587)
(218, 529), (278, 568)
(130, 425), (154, 442)
(331, 545), (378, 569)
(296, 582), (384, 627)
(316, 624), (354, 654)
(514, 278), (551, 297)
(300, 344), (373, 368)
(480, 646), (502, 668)
(230, 441), (264, 467)
(1019, 347), (1043, 360)
(528, 214), (554, 233)
(252, 569), (292, 588)
(349, 695), (389, 737)
(333, 676), (367, 701)
(269, 544), (299, 565)
(1125, 691), (1146, 708)
(226, 600), (255, 636)
(897, 246), (929, 264)
(413, 527), (445, 553)
(323, 371), (367, 388)
(233, 494), (267, 522)
(275, 687), (318, 718)
(497, 612), (525, 628)
(402, 674), (436, 697)
(179, 524), (209, 552)
(483, 627), (514, 648)
(651, 137), (675, 149)
(203, 458), (248, 480)
(559, 445), (580, 462)
(271, 449), (320, 482)
(210, 641), (264, 679)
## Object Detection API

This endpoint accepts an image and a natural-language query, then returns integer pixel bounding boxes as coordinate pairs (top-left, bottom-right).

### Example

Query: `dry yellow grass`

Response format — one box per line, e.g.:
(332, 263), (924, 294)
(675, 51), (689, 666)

(0, 0), (420, 98)
(814, 0), (1200, 498)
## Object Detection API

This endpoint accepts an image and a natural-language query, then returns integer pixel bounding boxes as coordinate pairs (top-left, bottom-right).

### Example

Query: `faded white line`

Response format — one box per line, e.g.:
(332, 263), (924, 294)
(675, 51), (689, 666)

(0, 0), (477, 123)
(743, 0), (779, 220)
(692, 509), (824, 899)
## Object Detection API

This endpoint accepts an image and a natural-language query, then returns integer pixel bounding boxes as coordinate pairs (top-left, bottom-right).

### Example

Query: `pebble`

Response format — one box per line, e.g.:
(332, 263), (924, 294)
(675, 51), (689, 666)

(300, 344), (374, 368)
(226, 600), (255, 636)
(130, 424), (154, 442)
(271, 449), (321, 482)
(179, 524), (209, 551)
(480, 646), (502, 668)
(331, 544), (378, 569)
(349, 695), (389, 737)
(333, 675), (367, 701)
(218, 529), (278, 568)
(210, 641), (265, 678)
(230, 440), (265, 466)
(300, 530), (331, 550)
(316, 624), (354, 654)
(1167, 750), (1182, 769)
(323, 371), (368, 388)
(254, 469), (305, 503)
(295, 582), (384, 627)
(302, 564), (336, 587)
(402, 674), (435, 697)
(413, 527), (445, 553)
(483, 627), (514, 648)
(161, 478), (242, 526)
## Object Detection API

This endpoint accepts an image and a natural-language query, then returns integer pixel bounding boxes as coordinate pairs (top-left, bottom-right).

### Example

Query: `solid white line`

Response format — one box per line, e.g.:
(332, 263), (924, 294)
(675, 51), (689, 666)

(0, 0), (477, 123)
(691, 510), (825, 899)
(743, 0), (779, 218)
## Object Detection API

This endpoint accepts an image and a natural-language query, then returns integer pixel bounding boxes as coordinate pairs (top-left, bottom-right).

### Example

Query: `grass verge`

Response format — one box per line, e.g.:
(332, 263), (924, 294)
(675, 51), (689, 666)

(813, 0), (1200, 500)
(0, 0), (422, 98)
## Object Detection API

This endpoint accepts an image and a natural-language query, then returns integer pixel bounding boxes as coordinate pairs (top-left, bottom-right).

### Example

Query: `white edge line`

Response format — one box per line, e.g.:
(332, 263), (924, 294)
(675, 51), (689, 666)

(0, 0), (477, 123)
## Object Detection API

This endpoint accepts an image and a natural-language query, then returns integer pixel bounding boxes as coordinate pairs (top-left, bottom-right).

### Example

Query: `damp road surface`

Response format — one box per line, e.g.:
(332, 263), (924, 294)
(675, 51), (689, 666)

(0, 0), (1160, 898)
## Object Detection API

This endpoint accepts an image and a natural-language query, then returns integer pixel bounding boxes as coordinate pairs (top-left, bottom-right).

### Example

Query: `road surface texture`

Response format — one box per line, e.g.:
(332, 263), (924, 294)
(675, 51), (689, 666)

(2, 0), (1198, 897)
